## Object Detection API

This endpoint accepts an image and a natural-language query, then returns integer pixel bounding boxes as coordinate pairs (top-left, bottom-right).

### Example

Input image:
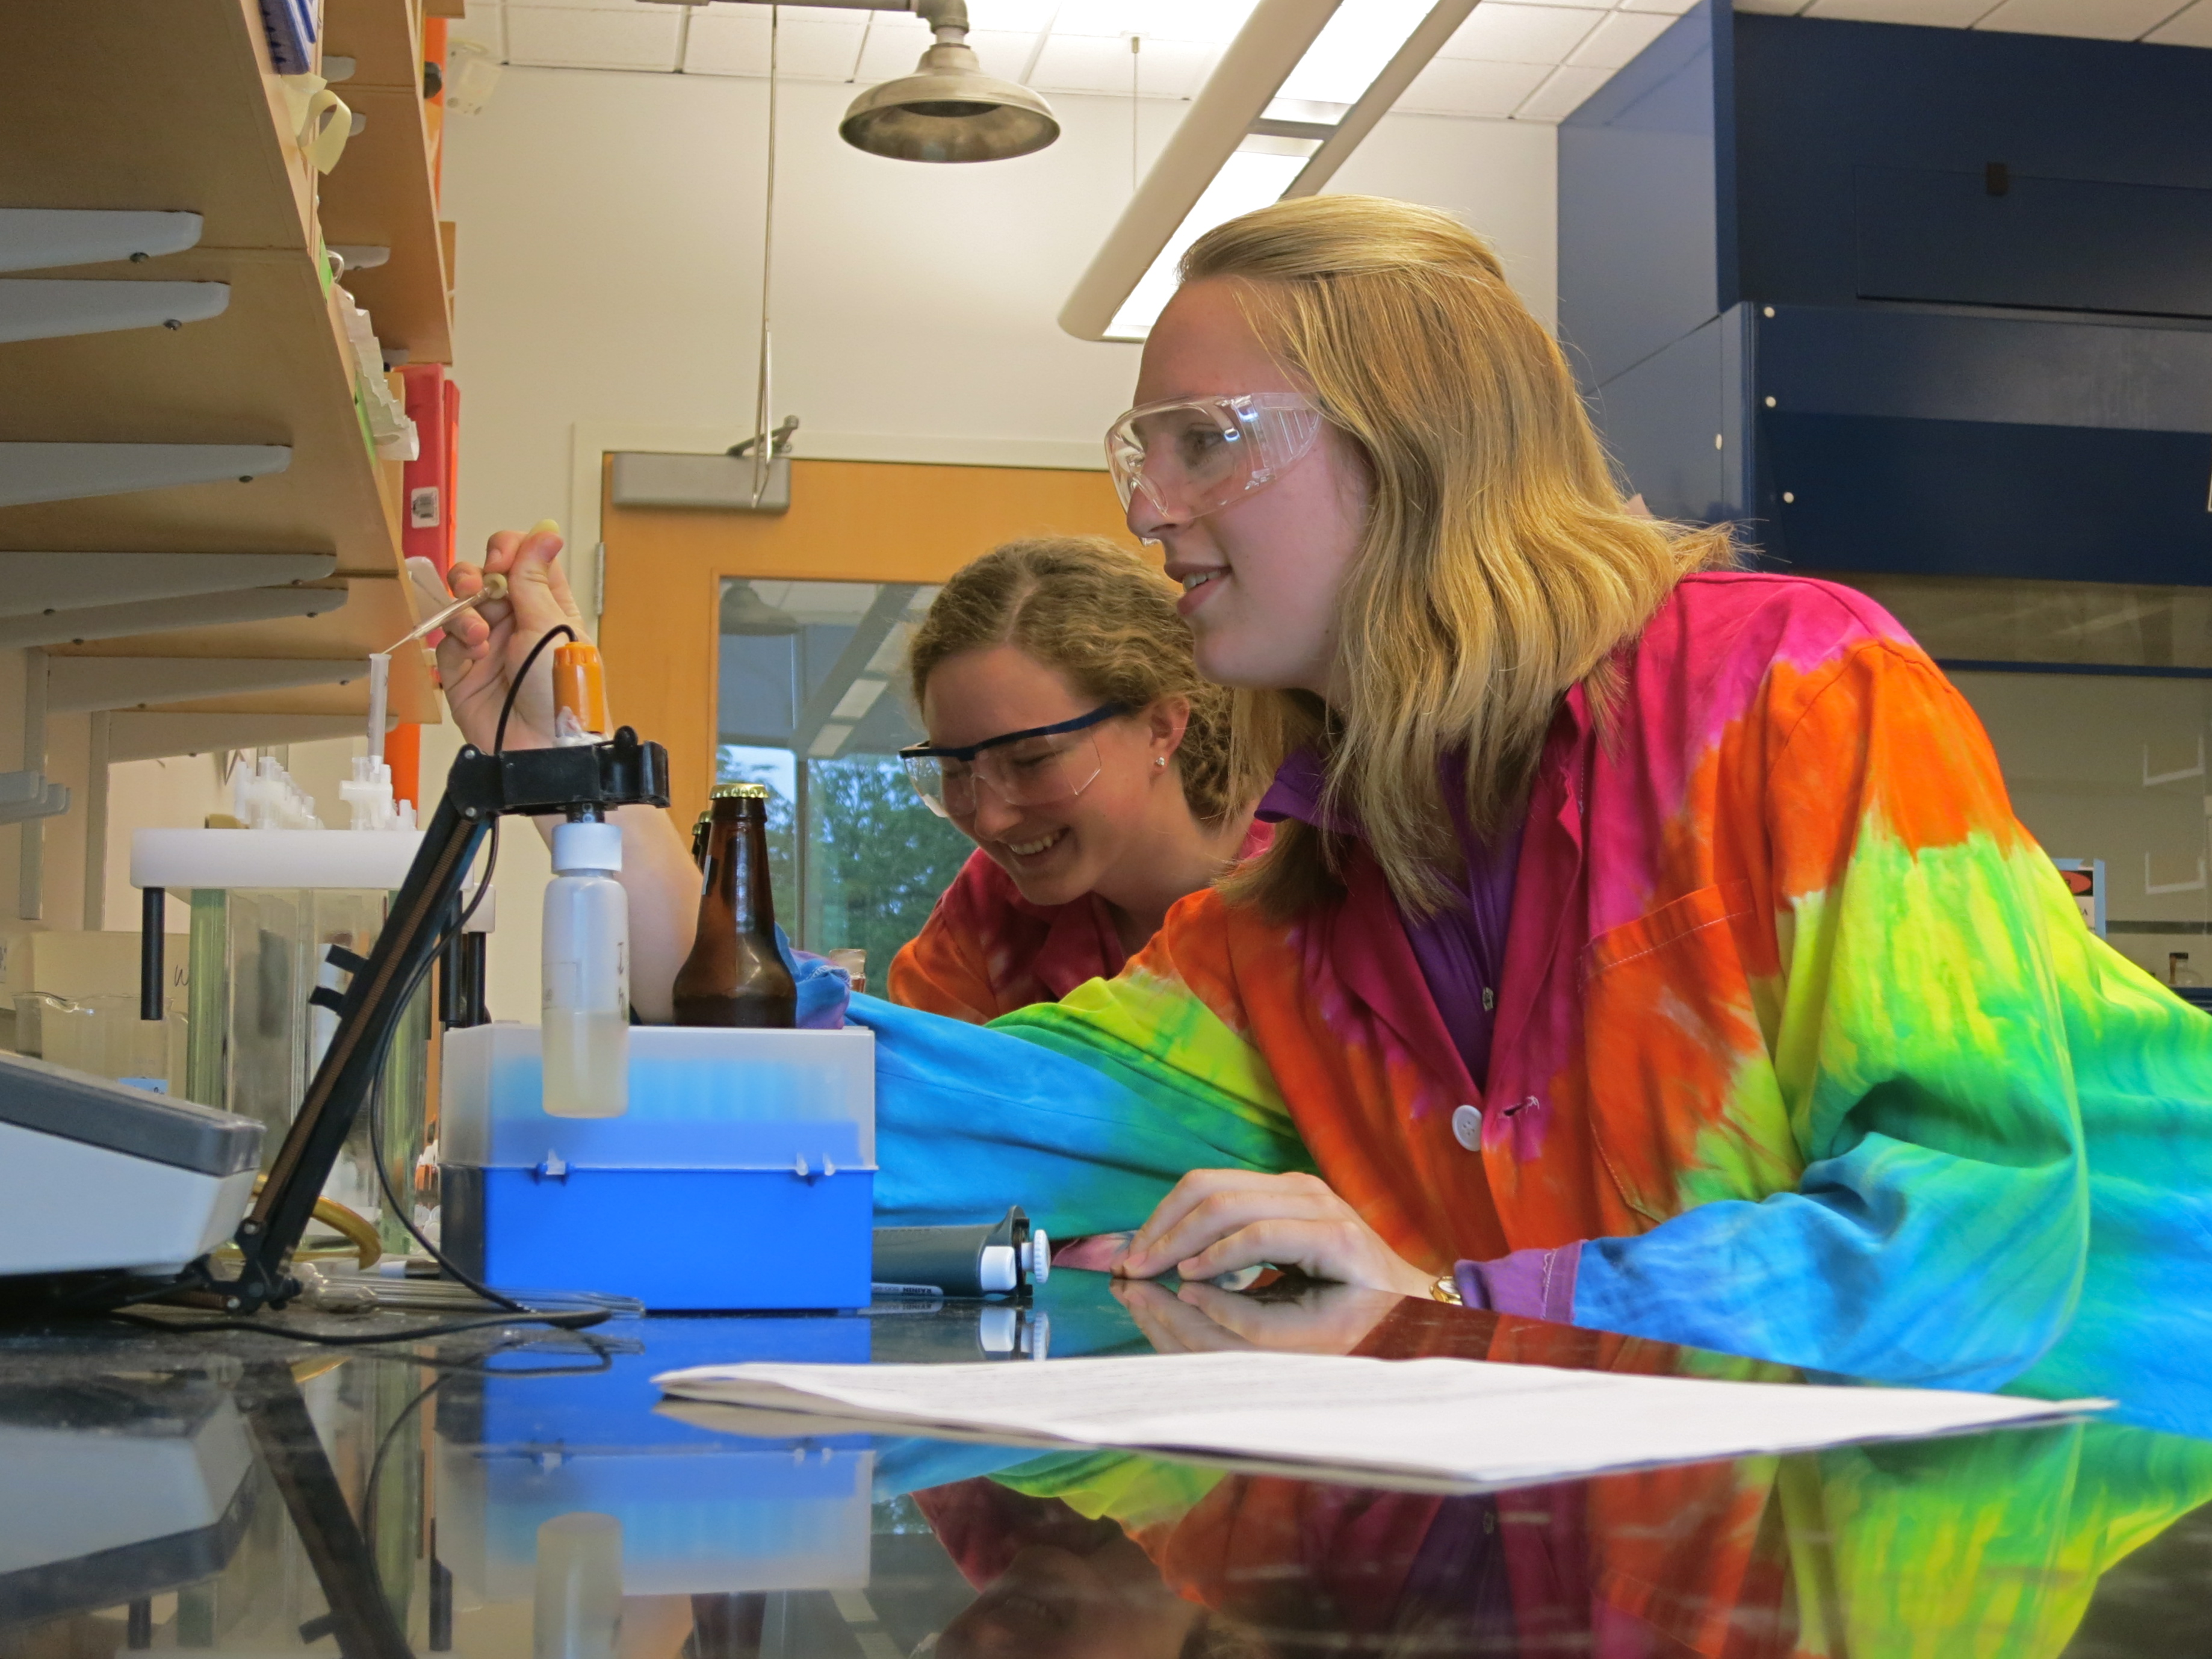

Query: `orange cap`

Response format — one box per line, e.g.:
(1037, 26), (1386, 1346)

(552, 642), (609, 740)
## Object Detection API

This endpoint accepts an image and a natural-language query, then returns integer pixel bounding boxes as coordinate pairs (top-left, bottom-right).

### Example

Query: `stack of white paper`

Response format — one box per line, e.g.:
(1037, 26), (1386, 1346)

(654, 1351), (2101, 1492)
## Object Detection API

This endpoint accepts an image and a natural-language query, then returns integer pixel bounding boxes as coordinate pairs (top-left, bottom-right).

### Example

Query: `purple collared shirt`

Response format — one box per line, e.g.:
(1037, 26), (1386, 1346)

(1255, 751), (1521, 1088)
(1257, 749), (1581, 1327)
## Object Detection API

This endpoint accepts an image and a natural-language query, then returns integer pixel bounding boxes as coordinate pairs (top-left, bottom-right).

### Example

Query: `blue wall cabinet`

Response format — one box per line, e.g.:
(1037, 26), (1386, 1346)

(1560, 2), (2212, 586)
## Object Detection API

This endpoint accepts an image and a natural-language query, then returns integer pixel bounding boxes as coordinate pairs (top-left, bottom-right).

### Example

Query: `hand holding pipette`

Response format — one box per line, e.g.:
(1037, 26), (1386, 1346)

(424, 520), (589, 755)
(423, 520), (703, 1026)
(393, 565), (509, 653)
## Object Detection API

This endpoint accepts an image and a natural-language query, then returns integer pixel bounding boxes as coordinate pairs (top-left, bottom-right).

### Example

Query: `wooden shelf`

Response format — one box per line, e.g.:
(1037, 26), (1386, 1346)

(0, 0), (441, 742)
(323, 0), (455, 365)
(49, 578), (441, 724)
(0, 0), (315, 254)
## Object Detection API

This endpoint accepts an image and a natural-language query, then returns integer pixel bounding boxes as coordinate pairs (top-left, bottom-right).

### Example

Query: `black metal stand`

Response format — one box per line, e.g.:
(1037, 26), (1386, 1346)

(237, 1365), (416, 1659)
(216, 730), (668, 1313)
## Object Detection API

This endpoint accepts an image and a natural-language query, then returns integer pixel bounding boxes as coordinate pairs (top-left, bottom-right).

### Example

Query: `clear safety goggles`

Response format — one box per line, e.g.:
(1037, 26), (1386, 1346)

(899, 703), (1126, 820)
(1105, 392), (1328, 523)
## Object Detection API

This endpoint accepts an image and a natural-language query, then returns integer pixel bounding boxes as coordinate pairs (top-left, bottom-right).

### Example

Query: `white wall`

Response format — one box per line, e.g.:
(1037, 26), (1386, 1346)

(438, 66), (1557, 1016)
(439, 70), (1555, 539)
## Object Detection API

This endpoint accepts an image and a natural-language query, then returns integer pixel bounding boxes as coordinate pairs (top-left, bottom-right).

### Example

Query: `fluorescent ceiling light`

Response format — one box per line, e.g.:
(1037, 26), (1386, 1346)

(1062, 0), (1481, 343)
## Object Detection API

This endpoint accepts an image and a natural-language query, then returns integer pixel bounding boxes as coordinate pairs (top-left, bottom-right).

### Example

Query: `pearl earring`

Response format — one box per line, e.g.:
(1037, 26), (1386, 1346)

(1154, 756), (1168, 768)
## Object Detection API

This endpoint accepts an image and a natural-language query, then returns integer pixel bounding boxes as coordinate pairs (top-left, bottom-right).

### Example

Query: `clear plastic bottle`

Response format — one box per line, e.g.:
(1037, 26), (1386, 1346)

(542, 819), (628, 1118)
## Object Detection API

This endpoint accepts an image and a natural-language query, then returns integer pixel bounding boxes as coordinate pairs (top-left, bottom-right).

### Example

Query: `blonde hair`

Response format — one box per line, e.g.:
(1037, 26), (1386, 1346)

(906, 536), (1240, 823)
(1183, 196), (1736, 917)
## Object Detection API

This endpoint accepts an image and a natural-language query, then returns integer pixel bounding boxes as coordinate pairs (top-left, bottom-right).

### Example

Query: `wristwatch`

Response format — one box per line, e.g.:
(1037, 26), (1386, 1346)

(1430, 1274), (1464, 1306)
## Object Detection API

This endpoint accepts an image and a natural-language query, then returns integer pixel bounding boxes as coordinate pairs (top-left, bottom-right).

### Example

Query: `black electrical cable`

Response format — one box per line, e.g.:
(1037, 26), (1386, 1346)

(350, 621), (596, 1318)
(105, 1307), (609, 1346)
(358, 1330), (619, 1560)
(365, 914), (530, 1313)
(494, 623), (577, 756)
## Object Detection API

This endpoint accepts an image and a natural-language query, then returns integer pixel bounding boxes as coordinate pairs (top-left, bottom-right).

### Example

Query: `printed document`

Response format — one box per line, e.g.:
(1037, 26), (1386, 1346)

(655, 1351), (2100, 1490)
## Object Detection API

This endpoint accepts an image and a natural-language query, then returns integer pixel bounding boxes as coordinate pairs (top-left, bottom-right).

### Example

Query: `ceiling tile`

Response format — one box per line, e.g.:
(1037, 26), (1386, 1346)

(1394, 54), (1552, 116)
(1564, 7), (1678, 63)
(964, 28), (1050, 81)
(684, 11), (868, 79)
(1617, 0), (1700, 13)
(1803, 0), (2003, 21)
(1030, 31), (1219, 95)
(1511, 60), (1614, 117)
(851, 11), (935, 78)
(504, 4), (681, 69)
(2146, 0), (2212, 43)
(1974, 0), (2185, 36)
(854, 22), (1036, 81)
(1051, 0), (1259, 43)
(963, 0), (1061, 30)
(1436, 3), (1607, 63)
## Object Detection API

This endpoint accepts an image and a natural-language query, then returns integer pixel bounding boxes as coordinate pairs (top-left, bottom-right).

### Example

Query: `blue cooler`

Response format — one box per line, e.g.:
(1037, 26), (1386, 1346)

(438, 1023), (875, 1310)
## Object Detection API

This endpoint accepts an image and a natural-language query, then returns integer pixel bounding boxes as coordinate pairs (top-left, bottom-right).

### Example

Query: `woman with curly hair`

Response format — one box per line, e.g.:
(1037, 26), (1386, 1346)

(889, 536), (1269, 1023)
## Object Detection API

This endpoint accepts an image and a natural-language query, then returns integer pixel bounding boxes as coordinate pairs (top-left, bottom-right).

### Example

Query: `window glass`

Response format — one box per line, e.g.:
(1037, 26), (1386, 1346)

(714, 579), (972, 979)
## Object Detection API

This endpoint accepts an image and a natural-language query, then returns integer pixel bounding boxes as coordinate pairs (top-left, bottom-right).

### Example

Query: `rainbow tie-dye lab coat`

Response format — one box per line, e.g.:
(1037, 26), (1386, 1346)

(861, 571), (2212, 1399)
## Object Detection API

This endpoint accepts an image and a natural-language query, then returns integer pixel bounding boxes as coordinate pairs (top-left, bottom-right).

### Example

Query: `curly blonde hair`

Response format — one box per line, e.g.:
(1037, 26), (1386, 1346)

(906, 536), (1240, 824)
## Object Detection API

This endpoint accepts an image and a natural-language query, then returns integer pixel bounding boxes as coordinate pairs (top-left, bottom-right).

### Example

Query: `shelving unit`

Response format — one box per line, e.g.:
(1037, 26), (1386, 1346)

(323, 0), (456, 365)
(0, 0), (454, 748)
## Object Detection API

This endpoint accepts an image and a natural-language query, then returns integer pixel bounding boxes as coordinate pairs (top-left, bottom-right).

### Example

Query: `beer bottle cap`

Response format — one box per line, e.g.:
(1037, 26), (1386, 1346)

(552, 642), (610, 740)
(710, 783), (771, 800)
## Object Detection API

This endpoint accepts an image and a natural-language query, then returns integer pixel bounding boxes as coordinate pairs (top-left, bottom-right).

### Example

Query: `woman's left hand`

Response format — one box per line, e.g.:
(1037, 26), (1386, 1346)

(1111, 1169), (1436, 1297)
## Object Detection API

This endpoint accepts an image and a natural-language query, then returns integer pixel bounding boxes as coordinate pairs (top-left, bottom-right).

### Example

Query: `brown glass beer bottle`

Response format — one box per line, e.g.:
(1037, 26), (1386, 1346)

(672, 783), (798, 1028)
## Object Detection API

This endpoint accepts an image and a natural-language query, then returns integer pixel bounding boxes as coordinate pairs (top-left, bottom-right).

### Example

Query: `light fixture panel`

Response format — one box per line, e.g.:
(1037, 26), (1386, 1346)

(1063, 0), (1482, 342)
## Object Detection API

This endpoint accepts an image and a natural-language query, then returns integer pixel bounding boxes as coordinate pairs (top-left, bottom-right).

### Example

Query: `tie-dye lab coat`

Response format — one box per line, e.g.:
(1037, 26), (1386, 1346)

(887, 822), (1274, 1023)
(865, 571), (2212, 1395)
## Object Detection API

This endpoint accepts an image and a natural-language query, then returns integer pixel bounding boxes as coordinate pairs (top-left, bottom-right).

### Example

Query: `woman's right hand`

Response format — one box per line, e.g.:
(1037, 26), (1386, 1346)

(1113, 1275), (1406, 1357)
(431, 521), (587, 754)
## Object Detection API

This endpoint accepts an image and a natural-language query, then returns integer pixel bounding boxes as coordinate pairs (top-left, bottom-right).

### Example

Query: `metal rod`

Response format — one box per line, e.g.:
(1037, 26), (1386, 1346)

(749, 6), (780, 508)
(18, 649), (45, 922)
(461, 931), (489, 1025)
(239, 1366), (417, 1659)
(140, 886), (165, 1022)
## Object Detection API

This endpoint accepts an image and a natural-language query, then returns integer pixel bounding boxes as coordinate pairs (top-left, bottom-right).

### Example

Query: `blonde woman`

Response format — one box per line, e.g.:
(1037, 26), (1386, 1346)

(889, 537), (1268, 1023)
(870, 194), (2212, 1397)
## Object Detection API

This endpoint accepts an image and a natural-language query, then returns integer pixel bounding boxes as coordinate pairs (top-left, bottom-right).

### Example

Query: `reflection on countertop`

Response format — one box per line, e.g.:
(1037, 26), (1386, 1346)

(4, 1273), (2212, 1658)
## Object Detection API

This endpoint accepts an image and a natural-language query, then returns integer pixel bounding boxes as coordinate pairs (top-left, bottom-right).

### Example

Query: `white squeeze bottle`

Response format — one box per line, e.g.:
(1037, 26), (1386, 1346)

(543, 820), (628, 1117)
(541, 639), (628, 1118)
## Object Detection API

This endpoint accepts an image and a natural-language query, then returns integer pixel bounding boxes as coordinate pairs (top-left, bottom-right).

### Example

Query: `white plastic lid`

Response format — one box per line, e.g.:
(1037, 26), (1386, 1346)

(979, 1244), (1018, 1294)
(551, 819), (622, 873)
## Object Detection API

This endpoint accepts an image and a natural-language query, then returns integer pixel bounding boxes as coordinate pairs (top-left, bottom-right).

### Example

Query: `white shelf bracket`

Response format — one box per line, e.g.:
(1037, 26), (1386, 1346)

(0, 279), (230, 344)
(0, 443), (291, 509)
(0, 208), (203, 273)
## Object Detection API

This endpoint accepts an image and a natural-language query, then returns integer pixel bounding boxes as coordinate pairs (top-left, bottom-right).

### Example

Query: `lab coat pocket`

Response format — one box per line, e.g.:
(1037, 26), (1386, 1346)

(1579, 881), (1801, 1224)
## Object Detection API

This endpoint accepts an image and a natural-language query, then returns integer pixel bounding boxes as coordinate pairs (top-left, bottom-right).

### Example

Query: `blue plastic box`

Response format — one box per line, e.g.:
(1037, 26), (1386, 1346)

(438, 1024), (875, 1311)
